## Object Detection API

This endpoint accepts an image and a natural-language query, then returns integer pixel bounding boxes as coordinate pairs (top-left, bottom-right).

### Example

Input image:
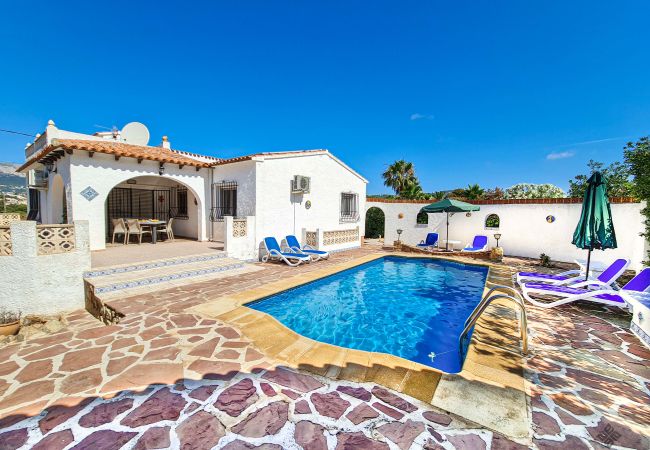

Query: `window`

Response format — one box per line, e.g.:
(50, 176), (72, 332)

(27, 188), (40, 222)
(176, 187), (188, 218)
(340, 192), (359, 222)
(211, 181), (237, 221)
(485, 213), (500, 229)
(416, 208), (428, 225)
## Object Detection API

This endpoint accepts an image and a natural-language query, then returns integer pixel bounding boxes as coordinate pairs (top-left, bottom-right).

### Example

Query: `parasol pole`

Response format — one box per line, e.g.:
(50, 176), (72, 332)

(446, 210), (450, 251)
(585, 245), (592, 281)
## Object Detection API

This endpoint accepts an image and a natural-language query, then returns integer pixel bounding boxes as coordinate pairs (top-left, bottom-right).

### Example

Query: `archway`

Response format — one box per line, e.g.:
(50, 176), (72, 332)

(104, 175), (201, 243)
(365, 207), (385, 238)
(416, 208), (428, 225)
(49, 174), (66, 224)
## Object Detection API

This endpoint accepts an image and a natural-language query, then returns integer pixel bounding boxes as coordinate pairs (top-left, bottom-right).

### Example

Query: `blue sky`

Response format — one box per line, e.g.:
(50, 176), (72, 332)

(1, 1), (648, 193)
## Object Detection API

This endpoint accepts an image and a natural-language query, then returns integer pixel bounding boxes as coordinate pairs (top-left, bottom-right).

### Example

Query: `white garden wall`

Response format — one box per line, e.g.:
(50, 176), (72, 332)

(367, 199), (649, 271)
(0, 221), (91, 316)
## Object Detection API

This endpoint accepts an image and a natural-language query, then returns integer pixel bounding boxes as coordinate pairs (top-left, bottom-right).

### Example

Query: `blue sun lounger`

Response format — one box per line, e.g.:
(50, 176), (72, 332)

(262, 237), (310, 266)
(285, 235), (330, 261)
(462, 235), (488, 252)
(417, 233), (439, 251)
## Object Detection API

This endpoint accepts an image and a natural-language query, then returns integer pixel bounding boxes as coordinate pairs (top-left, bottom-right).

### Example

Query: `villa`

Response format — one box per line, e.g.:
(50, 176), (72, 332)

(17, 120), (367, 256)
(0, 120), (648, 450)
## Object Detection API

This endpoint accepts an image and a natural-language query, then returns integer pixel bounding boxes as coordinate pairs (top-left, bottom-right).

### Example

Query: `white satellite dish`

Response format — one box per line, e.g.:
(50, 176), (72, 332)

(121, 122), (150, 146)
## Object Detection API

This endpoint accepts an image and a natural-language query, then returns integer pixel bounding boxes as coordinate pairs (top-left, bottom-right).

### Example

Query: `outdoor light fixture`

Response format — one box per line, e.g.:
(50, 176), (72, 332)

(159, 163), (165, 175)
(396, 229), (403, 243)
(44, 161), (54, 173)
(494, 233), (502, 247)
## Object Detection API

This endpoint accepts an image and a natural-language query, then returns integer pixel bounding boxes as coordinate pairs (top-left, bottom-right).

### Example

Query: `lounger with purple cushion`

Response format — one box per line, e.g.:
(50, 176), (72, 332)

(417, 233), (439, 251)
(516, 258), (630, 287)
(461, 235), (488, 252)
(521, 268), (650, 309)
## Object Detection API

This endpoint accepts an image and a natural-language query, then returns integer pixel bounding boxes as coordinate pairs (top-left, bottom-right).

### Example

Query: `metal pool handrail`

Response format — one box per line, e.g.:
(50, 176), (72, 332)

(459, 292), (528, 357)
(464, 284), (526, 328)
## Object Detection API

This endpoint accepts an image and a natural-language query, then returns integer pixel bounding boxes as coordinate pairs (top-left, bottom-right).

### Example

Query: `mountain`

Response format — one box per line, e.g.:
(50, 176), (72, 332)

(0, 163), (26, 197)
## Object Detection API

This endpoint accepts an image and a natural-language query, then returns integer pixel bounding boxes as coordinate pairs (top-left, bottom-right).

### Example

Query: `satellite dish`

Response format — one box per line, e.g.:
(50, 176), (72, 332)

(121, 122), (150, 146)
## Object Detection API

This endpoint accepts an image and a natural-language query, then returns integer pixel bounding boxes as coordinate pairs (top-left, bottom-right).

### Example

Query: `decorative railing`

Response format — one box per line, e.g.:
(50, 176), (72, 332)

(232, 219), (247, 238)
(0, 227), (11, 256)
(37, 224), (76, 255)
(305, 231), (317, 247)
(0, 213), (21, 227)
(323, 227), (359, 246)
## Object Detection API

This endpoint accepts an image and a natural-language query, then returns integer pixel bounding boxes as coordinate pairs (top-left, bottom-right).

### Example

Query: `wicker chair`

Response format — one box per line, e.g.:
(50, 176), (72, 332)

(156, 217), (175, 241)
(125, 219), (152, 244)
(111, 218), (128, 245)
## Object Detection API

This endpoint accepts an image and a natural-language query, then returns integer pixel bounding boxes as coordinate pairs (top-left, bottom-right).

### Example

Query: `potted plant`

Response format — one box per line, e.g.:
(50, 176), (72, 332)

(0, 309), (21, 336)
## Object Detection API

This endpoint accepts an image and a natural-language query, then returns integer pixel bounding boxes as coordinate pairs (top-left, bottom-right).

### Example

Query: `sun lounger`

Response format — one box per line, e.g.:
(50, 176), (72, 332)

(285, 235), (330, 261)
(521, 268), (650, 309)
(461, 235), (488, 252)
(262, 237), (310, 266)
(516, 258), (630, 287)
(417, 233), (439, 251)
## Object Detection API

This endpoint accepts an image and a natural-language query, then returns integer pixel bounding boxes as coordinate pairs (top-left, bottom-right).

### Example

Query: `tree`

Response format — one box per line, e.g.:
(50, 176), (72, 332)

(461, 184), (485, 200)
(364, 207), (385, 238)
(429, 191), (447, 201)
(382, 160), (417, 196)
(399, 180), (426, 200)
(504, 183), (565, 199)
(483, 187), (505, 200)
(624, 136), (650, 265)
(568, 159), (633, 198)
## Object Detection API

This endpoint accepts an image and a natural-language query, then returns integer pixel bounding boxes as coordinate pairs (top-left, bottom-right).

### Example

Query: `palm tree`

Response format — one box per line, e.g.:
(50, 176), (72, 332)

(382, 160), (417, 196)
(400, 181), (425, 199)
(462, 184), (485, 200)
(430, 191), (447, 201)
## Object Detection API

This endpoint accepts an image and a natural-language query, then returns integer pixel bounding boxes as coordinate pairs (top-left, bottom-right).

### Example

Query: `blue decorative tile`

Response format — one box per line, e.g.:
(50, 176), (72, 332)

(80, 186), (99, 201)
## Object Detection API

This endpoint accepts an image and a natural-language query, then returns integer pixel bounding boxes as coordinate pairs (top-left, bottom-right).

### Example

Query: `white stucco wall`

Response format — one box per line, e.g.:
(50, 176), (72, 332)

(65, 152), (209, 250)
(367, 199), (648, 271)
(254, 153), (367, 254)
(0, 221), (90, 316)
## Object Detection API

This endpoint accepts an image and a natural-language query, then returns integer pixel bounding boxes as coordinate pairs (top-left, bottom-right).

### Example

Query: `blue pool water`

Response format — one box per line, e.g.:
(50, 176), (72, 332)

(249, 256), (488, 373)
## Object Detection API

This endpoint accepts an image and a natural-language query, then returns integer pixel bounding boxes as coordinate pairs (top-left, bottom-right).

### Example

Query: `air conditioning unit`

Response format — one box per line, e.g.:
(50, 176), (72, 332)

(292, 175), (311, 193)
(28, 169), (48, 189)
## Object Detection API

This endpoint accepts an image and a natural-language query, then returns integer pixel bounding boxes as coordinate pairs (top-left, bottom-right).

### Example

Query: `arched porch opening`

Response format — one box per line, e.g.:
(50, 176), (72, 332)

(104, 175), (201, 243)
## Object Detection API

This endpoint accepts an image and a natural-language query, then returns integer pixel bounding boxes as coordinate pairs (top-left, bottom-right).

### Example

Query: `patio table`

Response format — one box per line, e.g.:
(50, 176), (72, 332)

(139, 220), (166, 244)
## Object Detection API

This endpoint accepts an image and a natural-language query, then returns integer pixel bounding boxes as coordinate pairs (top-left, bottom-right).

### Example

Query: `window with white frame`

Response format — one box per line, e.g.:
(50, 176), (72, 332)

(340, 192), (359, 222)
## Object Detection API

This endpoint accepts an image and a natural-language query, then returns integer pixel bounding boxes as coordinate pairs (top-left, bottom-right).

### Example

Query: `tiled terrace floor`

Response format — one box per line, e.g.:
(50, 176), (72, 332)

(0, 247), (648, 449)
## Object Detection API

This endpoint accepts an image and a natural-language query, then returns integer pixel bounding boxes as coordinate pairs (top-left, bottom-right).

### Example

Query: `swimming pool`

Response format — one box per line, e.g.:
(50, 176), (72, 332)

(249, 256), (488, 373)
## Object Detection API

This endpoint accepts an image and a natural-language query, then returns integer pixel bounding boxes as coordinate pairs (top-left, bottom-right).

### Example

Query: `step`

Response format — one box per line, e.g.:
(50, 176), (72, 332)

(84, 252), (261, 301)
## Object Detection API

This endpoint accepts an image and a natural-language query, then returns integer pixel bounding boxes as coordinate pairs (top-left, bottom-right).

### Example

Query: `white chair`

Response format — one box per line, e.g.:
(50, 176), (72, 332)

(111, 218), (128, 245)
(157, 217), (175, 241)
(126, 219), (151, 245)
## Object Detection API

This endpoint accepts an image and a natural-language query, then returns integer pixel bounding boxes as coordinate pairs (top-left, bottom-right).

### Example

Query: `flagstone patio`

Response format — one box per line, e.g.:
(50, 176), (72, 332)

(0, 247), (648, 449)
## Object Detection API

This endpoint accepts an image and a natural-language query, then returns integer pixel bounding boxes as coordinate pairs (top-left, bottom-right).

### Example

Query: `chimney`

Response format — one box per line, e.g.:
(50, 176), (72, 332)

(161, 135), (171, 149)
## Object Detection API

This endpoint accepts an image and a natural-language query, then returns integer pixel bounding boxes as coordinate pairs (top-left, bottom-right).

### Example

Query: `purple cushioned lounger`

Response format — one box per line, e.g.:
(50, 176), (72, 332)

(516, 258), (629, 287)
(521, 267), (650, 308)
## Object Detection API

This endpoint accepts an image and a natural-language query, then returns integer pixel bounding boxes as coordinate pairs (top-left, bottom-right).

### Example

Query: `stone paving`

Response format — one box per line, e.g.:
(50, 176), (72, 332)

(0, 247), (648, 449)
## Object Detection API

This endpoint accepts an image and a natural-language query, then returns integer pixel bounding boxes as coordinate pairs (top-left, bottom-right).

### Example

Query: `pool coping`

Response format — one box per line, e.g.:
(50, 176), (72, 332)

(189, 251), (529, 440)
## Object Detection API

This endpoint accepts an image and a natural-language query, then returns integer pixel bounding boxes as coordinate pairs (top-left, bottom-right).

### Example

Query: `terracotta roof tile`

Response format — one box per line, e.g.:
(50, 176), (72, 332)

(18, 138), (212, 171)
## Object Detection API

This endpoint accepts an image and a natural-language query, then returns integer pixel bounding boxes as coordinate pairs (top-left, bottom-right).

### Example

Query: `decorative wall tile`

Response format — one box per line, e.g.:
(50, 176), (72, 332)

(305, 231), (317, 247)
(80, 186), (99, 201)
(37, 225), (75, 255)
(233, 219), (247, 238)
(323, 227), (359, 246)
(0, 227), (11, 256)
